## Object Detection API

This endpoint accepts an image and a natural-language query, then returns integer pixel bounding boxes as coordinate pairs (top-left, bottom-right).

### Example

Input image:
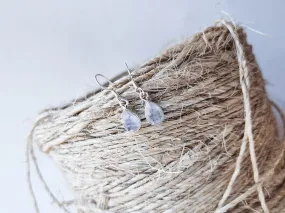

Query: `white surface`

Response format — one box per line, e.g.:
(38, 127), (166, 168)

(0, 1), (284, 212)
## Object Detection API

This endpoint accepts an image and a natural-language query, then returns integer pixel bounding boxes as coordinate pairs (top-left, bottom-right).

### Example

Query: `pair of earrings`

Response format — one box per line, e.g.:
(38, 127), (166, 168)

(95, 64), (164, 132)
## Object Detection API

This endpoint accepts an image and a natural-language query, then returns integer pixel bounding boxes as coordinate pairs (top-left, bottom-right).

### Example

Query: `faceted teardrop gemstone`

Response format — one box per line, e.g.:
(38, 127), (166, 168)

(145, 101), (164, 125)
(121, 109), (141, 132)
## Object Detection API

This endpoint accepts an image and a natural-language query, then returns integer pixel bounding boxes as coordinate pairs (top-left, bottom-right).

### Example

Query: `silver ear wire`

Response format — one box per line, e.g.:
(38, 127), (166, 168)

(95, 73), (141, 132)
(125, 63), (149, 101)
(125, 63), (164, 126)
(95, 74), (129, 109)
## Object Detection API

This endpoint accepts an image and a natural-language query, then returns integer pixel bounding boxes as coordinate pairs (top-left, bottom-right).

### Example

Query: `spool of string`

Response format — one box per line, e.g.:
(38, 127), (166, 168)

(27, 20), (285, 213)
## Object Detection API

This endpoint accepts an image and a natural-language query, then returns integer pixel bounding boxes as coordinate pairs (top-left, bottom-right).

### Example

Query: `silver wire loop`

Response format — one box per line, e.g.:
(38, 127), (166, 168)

(137, 88), (149, 101)
(95, 74), (129, 109)
(119, 97), (129, 109)
(125, 63), (149, 101)
(95, 74), (116, 91)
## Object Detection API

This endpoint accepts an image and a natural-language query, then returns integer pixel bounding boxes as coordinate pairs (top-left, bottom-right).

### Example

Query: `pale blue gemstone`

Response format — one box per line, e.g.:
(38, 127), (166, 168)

(121, 109), (141, 132)
(145, 101), (164, 125)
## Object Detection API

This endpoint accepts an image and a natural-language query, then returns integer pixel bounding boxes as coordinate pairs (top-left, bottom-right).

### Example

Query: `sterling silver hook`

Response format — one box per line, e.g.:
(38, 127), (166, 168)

(125, 63), (139, 89)
(125, 63), (149, 101)
(95, 74), (129, 109)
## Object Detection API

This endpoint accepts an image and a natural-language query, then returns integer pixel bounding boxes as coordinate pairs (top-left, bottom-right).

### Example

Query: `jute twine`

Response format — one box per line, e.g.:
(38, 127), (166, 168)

(27, 20), (285, 213)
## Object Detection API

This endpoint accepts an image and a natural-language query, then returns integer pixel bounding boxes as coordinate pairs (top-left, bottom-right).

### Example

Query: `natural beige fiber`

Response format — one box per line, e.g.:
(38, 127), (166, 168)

(27, 20), (285, 213)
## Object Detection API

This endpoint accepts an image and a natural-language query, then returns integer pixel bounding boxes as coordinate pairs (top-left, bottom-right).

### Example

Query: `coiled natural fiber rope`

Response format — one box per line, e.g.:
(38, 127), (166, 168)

(27, 20), (285, 213)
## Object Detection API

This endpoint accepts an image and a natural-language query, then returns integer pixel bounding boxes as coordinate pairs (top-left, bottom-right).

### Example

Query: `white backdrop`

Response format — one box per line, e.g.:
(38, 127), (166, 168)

(0, 1), (284, 212)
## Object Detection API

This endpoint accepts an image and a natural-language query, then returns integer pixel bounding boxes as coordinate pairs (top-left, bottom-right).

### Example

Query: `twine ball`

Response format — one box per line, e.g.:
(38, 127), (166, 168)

(28, 21), (285, 213)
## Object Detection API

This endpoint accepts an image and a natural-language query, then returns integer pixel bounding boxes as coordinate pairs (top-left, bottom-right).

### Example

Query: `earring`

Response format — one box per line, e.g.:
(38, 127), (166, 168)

(125, 63), (164, 125)
(95, 74), (141, 132)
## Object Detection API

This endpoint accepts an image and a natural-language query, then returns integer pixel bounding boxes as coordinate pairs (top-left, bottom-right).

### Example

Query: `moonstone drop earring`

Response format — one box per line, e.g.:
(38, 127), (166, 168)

(95, 74), (141, 132)
(125, 63), (164, 125)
